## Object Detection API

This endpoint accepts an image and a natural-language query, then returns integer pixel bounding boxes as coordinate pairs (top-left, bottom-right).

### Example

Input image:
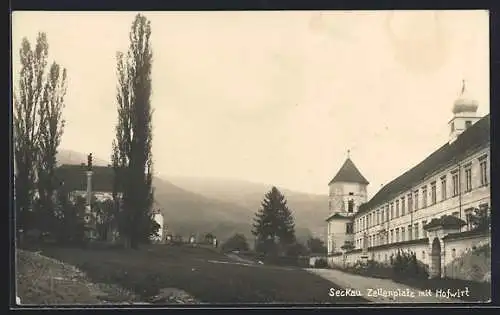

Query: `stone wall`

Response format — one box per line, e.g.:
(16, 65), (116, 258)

(443, 232), (490, 281)
(327, 231), (490, 281)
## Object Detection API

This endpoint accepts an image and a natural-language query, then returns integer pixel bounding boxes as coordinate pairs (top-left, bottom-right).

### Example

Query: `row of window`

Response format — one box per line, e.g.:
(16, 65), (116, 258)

(354, 207), (482, 249)
(354, 155), (488, 233)
(355, 221), (428, 248)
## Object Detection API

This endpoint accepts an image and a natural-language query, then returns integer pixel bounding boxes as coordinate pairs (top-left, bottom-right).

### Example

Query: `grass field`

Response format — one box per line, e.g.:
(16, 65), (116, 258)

(17, 245), (367, 304)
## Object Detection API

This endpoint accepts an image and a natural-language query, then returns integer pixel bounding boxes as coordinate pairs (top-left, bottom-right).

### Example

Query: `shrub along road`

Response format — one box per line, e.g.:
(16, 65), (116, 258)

(27, 245), (368, 304)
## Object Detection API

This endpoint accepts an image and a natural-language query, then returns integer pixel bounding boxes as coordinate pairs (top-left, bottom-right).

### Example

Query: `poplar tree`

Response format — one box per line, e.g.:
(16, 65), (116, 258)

(14, 32), (66, 237)
(36, 61), (67, 234)
(113, 14), (155, 249)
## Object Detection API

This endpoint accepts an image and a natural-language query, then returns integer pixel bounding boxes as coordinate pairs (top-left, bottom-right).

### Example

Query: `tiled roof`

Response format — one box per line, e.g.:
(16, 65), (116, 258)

(54, 164), (115, 193)
(358, 114), (490, 215)
(423, 215), (467, 230)
(328, 158), (369, 185)
(325, 212), (353, 222)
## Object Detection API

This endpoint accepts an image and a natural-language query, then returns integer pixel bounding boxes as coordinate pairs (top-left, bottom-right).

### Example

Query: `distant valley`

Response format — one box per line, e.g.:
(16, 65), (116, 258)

(56, 149), (329, 245)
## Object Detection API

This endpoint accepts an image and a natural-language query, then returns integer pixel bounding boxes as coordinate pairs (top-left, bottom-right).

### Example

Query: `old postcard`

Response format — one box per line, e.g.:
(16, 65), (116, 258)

(11, 10), (491, 306)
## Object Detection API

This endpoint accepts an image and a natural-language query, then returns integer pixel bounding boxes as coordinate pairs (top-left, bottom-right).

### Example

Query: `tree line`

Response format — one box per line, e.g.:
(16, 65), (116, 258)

(14, 14), (157, 249)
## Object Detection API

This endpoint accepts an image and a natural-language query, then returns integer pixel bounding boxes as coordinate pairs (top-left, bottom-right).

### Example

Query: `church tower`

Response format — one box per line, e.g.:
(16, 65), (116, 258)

(326, 151), (369, 254)
(449, 80), (481, 144)
(328, 151), (369, 216)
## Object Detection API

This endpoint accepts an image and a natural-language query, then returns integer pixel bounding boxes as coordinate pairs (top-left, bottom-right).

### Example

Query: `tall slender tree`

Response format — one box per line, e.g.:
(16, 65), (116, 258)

(113, 14), (154, 249)
(13, 33), (49, 236)
(36, 62), (67, 234)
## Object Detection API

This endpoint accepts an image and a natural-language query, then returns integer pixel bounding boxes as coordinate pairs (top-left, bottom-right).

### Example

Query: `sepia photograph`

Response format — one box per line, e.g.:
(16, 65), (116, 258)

(11, 10), (491, 306)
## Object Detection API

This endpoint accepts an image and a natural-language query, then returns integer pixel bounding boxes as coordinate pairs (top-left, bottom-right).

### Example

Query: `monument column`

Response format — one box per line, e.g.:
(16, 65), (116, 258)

(85, 153), (96, 240)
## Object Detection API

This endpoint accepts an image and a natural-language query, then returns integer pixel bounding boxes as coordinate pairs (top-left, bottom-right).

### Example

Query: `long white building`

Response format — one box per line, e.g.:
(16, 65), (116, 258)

(326, 87), (490, 279)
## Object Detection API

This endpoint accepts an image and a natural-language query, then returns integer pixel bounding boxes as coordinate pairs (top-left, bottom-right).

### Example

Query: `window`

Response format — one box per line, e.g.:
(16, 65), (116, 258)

(414, 223), (419, 239)
(390, 202), (394, 220)
(376, 209), (380, 225)
(452, 171), (459, 196)
(480, 158), (488, 186)
(451, 121), (455, 132)
(465, 167), (472, 192)
(348, 199), (354, 212)
(431, 181), (437, 204)
(414, 190), (419, 210)
(349, 192), (354, 196)
(390, 229), (393, 243)
(408, 193), (413, 212)
(465, 208), (473, 230)
(385, 205), (389, 221)
(422, 251), (426, 259)
(328, 200), (332, 210)
(422, 220), (427, 238)
(346, 222), (354, 234)
(441, 176), (447, 200)
(422, 186), (427, 208)
(408, 225), (412, 241)
(401, 227), (406, 241)
(395, 228), (400, 242)
(465, 120), (472, 129)
(395, 200), (400, 217)
(401, 197), (406, 216)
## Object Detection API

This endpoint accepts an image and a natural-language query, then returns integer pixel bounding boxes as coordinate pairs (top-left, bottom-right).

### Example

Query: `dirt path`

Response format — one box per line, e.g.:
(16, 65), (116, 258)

(225, 253), (258, 265)
(307, 268), (464, 303)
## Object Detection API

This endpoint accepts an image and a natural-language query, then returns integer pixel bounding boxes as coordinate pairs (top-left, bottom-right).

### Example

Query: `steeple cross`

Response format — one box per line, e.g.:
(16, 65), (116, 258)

(461, 79), (466, 96)
(347, 149), (351, 158)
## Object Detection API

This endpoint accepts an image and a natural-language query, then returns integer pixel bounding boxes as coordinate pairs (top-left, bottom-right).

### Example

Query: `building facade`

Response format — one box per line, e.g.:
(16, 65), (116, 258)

(325, 156), (369, 254)
(326, 87), (490, 279)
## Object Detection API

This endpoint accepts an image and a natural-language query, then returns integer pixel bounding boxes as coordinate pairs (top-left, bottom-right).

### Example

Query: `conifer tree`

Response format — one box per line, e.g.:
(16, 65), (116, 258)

(252, 186), (296, 255)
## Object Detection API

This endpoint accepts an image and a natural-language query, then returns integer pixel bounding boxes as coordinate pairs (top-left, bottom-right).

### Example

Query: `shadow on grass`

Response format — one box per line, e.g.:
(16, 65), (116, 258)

(37, 245), (369, 304)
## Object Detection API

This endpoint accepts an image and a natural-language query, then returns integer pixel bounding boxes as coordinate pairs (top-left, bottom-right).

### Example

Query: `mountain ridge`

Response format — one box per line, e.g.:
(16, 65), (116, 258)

(56, 149), (327, 244)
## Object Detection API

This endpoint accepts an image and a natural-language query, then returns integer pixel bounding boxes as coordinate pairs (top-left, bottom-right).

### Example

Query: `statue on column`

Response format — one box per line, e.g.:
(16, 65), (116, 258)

(87, 153), (93, 171)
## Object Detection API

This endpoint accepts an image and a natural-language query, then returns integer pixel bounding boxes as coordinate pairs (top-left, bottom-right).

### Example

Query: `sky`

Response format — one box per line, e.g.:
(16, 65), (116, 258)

(12, 10), (490, 197)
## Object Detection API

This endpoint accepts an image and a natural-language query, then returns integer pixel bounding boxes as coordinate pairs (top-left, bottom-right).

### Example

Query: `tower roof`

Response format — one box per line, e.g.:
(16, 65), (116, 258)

(328, 158), (369, 185)
(453, 80), (479, 114)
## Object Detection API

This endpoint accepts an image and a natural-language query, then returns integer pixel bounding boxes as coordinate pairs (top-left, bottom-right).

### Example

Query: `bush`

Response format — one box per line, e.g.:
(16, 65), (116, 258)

(284, 242), (309, 257)
(314, 258), (328, 269)
(221, 233), (250, 253)
(307, 237), (327, 254)
(391, 250), (428, 280)
(344, 259), (393, 279)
